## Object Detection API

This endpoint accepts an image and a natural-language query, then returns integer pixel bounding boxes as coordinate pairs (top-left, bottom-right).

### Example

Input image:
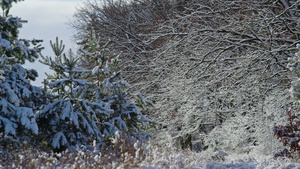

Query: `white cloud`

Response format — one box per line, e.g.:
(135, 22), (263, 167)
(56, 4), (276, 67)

(12, 0), (80, 25)
(10, 0), (82, 86)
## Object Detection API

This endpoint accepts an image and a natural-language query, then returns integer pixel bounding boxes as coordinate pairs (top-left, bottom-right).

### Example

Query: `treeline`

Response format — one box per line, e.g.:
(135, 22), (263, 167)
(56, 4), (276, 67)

(71, 0), (300, 157)
(1, 0), (300, 160)
(0, 0), (157, 153)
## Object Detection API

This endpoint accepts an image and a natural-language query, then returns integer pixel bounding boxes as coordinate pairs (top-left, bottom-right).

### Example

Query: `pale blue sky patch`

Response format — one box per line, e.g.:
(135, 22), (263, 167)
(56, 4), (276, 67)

(10, 0), (83, 86)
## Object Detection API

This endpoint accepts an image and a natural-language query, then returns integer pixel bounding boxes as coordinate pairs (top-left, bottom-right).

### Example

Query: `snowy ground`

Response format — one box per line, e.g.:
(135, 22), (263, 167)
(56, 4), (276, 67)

(195, 161), (299, 169)
(142, 158), (300, 169)
(1, 144), (300, 169)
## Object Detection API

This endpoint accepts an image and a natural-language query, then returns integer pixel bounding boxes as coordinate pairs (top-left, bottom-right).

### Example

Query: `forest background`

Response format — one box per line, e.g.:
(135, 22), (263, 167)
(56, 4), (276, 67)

(0, 0), (300, 168)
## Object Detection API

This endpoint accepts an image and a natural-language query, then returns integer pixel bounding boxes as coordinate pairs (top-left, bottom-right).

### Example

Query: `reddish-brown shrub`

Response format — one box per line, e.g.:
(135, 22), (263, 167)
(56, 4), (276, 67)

(273, 109), (300, 157)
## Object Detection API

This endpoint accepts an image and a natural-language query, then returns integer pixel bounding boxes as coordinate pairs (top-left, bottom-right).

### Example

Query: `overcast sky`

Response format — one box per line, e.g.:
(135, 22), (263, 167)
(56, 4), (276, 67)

(10, 0), (83, 86)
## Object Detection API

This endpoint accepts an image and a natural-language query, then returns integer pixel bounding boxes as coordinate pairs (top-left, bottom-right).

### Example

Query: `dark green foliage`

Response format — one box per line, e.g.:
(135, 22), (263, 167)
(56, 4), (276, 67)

(79, 33), (157, 141)
(37, 39), (108, 151)
(0, 0), (43, 147)
(37, 36), (157, 151)
(0, 8), (42, 64)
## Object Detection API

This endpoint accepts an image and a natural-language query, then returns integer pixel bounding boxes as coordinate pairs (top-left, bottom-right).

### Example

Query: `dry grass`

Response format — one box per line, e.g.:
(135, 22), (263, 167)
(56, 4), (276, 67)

(1, 132), (300, 169)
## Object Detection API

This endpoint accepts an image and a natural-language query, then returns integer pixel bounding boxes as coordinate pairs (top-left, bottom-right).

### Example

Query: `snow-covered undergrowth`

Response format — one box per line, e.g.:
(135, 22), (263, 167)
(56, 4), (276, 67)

(1, 133), (300, 169)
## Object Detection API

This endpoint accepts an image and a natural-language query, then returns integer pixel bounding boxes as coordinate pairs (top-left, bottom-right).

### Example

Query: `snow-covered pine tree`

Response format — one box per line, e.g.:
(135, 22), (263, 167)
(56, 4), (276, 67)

(37, 34), (157, 151)
(0, 0), (43, 144)
(36, 37), (113, 151)
(78, 32), (157, 144)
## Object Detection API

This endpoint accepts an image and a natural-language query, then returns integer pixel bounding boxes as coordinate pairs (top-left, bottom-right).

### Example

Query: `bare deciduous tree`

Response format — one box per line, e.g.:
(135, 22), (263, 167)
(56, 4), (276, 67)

(71, 0), (300, 156)
(147, 0), (299, 154)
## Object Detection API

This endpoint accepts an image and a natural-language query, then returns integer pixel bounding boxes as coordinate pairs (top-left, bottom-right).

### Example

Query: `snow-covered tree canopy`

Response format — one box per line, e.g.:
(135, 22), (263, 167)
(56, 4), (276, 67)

(71, 0), (299, 157)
